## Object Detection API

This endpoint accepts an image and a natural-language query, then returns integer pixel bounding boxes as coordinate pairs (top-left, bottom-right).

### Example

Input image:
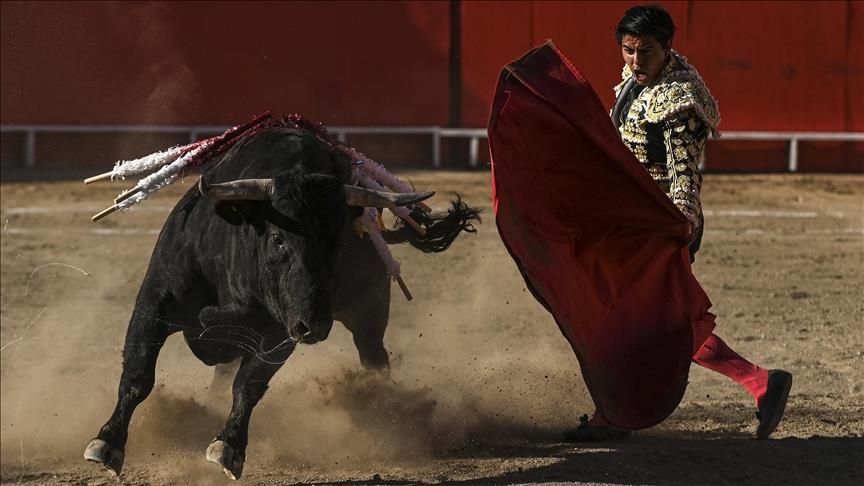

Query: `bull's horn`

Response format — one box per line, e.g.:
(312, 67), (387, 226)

(198, 177), (274, 201)
(343, 185), (434, 208)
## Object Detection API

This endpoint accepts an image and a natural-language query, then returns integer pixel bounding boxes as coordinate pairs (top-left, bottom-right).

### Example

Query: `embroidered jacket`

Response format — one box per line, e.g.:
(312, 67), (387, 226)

(612, 51), (720, 251)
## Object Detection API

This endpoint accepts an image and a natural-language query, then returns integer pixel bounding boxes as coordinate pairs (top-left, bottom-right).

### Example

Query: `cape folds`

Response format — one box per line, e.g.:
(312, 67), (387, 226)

(488, 41), (716, 430)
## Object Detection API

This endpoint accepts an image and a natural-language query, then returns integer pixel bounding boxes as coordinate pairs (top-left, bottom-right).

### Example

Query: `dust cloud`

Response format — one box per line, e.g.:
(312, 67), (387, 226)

(104, 2), (199, 124)
(0, 200), (592, 481)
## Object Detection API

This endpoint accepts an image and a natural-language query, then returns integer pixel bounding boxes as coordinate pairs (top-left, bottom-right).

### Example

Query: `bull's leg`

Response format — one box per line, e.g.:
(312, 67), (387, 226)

(341, 293), (391, 371)
(197, 304), (251, 395)
(84, 307), (174, 475)
(206, 354), (284, 480)
(210, 359), (241, 394)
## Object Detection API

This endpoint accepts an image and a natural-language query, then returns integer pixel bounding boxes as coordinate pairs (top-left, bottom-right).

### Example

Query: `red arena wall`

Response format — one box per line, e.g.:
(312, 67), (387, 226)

(2, 1), (862, 171)
(0, 1), (451, 126)
(461, 0), (863, 131)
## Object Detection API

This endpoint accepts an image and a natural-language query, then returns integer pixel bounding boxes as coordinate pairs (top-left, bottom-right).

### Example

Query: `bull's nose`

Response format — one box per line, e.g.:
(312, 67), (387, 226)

(291, 319), (332, 344)
(295, 320), (311, 338)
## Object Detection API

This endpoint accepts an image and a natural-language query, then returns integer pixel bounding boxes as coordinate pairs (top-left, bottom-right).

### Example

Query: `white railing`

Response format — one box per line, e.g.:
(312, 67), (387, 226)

(718, 131), (864, 172)
(0, 124), (491, 169)
(2, 125), (862, 171)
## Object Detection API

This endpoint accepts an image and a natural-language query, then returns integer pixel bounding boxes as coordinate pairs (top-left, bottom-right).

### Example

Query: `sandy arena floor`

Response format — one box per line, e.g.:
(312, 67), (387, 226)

(1, 171), (862, 485)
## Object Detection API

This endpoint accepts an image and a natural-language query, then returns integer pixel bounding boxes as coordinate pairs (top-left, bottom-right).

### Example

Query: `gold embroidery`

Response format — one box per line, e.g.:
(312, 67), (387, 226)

(614, 52), (719, 236)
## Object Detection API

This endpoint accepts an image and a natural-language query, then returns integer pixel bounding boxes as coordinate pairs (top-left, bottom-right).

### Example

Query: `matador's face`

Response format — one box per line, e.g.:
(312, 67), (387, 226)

(621, 34), (670, 86)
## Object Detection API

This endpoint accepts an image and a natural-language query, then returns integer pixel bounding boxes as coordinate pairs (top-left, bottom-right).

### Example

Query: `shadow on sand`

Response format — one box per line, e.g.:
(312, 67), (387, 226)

(278, 431), (863, 486)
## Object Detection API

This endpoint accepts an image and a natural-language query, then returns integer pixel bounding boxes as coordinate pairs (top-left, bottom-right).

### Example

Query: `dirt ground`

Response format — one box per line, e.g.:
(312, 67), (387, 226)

(1, 171), (862, 486)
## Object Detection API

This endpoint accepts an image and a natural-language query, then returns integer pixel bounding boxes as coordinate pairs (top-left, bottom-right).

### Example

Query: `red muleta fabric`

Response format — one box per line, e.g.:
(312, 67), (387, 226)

(488, 41), (717, 430)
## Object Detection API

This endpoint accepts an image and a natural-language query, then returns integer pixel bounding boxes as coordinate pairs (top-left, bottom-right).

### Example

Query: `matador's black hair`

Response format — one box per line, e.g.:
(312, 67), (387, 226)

(615, 4), (676, 47)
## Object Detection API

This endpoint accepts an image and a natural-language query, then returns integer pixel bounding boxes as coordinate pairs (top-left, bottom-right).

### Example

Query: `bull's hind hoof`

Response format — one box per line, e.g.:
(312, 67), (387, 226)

(206, 439), (244, 480)
(84, 438), (125, 476)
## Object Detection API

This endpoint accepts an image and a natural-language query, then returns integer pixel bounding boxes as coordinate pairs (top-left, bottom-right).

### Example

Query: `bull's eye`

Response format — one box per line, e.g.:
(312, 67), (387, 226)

(270, 233), (285, 247)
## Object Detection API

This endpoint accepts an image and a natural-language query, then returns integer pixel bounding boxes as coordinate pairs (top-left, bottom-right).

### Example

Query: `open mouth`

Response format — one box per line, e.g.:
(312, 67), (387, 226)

(634, 70), (648, 83)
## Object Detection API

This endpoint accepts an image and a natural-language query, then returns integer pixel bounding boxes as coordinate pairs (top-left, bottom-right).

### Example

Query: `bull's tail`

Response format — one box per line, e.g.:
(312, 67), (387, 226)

(382, 197), (481, 253)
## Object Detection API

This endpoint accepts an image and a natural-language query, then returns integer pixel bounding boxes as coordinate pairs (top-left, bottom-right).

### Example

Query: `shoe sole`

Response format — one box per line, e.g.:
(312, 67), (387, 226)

(756, 371), (793, 439)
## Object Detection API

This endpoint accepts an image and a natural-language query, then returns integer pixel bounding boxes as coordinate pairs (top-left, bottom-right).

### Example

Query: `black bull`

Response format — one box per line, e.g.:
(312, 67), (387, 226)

(84, 127), (480, 479)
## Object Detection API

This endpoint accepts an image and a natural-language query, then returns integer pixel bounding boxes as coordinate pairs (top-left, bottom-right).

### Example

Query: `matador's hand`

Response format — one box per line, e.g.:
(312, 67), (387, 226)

(678, 217), (698, 246)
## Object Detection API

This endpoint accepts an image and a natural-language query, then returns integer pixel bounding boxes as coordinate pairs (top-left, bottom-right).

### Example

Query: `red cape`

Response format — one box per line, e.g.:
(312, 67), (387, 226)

(489, 41), (716, 430)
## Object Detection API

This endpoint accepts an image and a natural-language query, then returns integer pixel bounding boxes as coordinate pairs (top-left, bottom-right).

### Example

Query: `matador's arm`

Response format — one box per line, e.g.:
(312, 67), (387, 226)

(662, 109), (708, 237)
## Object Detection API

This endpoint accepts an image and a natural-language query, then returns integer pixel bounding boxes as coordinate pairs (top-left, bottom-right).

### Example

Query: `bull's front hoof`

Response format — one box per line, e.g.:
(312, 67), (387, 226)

(206, 439), (244, 480)
(84, 438), (125, 476)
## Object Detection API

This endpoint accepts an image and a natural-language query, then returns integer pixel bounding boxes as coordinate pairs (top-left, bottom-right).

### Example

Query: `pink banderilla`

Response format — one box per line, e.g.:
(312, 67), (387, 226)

(90, 112), (272, 221)
(362, 207), (413, 301)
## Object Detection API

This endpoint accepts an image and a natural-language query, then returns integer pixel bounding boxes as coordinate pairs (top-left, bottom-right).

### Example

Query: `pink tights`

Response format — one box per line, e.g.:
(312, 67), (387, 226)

(691, 333), (770, 405)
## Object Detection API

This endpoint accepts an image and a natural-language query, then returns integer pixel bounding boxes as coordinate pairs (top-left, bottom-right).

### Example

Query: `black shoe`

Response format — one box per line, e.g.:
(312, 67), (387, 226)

(562, 414), (632, 443)
(756, 369), (793, 439)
